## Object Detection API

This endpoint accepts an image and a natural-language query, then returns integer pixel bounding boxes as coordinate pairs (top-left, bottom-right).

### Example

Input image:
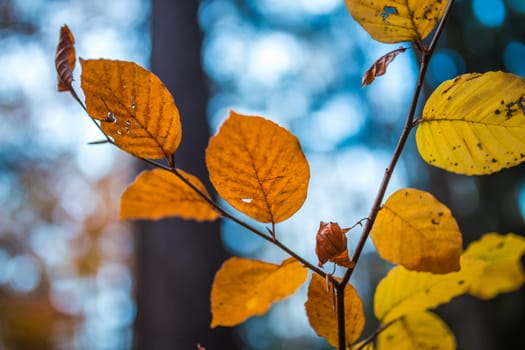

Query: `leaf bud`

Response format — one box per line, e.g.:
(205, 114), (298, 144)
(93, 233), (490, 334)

(315, 221), (354, 268)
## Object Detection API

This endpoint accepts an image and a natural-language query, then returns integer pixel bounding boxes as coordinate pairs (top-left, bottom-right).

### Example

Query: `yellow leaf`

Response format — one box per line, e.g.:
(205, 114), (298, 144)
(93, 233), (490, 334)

(352, 341), (374, 350)
(464, 233), (525, 299)
(206, 111), (309, 223)
(344, 0), (448, 44)
(80, 59), (182, 159)
(371, 188), (462, 274)
(374, 256), (486, 323)
(305, 274), (364, 347)
(377, 312), (455, 350)
(416, 71), (525, 175)
(120, 168), (219, 221)
(210, 257), (307, 327)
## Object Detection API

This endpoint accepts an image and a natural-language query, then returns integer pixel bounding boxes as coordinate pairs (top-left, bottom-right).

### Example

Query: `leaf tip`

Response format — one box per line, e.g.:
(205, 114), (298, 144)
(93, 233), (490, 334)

(55, 24), (76, 92)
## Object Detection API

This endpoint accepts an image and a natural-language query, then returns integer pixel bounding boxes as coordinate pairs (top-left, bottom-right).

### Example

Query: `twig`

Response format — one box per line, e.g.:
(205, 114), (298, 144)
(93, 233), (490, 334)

(335, 1), (456, 348)
(354, 320), (397, 350)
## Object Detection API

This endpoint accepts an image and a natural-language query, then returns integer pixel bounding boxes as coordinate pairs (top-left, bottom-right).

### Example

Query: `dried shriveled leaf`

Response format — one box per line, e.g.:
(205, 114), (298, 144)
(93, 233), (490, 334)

(55, 25), (76, 92)
(374, 257), (486, 323)
(305, 274), (365, 347)
(344, 0), (448, 43)
(371, 188), (462, 274)
(206, 111), (309, 223)
(80, 59), (182, 159)
(377, 312), (455, 350)
(416, 71), (525, 175)
(464, 233), (525, 299)
(210, 257), (307, 327)
(362, 47), (406, 87)
(315, 221), (353, 268)
(120, 168), (219, 222)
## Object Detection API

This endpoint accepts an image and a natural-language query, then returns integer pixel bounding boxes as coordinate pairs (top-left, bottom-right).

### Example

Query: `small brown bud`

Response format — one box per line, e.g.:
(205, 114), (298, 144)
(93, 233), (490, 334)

(315, 221), (353, 268)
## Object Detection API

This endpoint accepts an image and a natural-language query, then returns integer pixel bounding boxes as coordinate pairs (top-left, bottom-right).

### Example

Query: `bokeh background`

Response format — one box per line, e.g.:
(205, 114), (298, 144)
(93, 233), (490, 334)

(0, 0), (524, 349)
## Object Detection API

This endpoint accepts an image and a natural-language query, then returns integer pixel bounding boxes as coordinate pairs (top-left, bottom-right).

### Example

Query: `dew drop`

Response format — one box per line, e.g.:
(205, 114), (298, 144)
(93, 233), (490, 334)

(241, 198), (253, 204)
(105, 111), (116, 123)
(131, 103), (136, 110)
(125, 120), (132, 134)
(116, 129), (123, 135)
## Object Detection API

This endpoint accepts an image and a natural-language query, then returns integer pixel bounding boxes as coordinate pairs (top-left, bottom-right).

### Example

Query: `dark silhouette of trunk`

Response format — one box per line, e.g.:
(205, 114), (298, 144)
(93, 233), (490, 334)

(133, 1), (237, 349)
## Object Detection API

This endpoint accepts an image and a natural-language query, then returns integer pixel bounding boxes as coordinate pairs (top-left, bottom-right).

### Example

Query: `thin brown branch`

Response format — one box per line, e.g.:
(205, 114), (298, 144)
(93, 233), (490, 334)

(336, 1), (456, 349)
(336, 283), (346, 350)
(163, 165), (328, 277)
(354, 320), (397, 350)
(340, 0), (456, 288)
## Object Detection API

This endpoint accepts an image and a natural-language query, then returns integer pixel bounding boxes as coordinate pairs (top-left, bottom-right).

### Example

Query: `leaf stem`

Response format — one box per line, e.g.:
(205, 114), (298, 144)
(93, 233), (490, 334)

(336, 284), (346, 350)
(144, 160), (329, 277)
(335, 1), (455, 349)
(354, 320), (397, 350)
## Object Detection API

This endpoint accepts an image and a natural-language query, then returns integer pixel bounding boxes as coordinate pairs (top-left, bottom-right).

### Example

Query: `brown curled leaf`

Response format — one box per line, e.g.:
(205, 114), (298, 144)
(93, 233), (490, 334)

(55, 25), (76, 92)
(361, 46), (406, 87)
(315, 221), (354, 268)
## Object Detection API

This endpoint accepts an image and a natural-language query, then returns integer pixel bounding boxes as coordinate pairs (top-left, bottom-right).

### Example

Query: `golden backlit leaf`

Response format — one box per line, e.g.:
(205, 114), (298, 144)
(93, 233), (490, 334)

(305, 274), (365, 347)
(416, 71), (525, 175)
(371, 188), (462, 274)
(374, 257), (486, 323)
(55, 25), (76, 92)
(206, 111), (309, 223)
(210, 257), (307, 328)
(120, 168), (219, 221)
(377, 312), (455, 350)
(463, 233), (525, 299)
(80, 59), (182, 159)
(315, 221), (354, 268)
(362, 47), (406, 87)
(344, 0), (448, 43)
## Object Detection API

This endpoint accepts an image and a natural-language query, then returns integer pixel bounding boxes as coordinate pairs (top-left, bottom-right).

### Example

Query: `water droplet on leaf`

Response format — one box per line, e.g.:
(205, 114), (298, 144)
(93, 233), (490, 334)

(241, 198), (253, 203)
(105, 111), (116, 123)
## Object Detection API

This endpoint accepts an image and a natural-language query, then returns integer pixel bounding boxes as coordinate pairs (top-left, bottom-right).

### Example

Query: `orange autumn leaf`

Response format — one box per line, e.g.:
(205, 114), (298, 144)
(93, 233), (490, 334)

(371, 188), (462, 274)
(55, 25), (76, 92)
(206, 111), (310, 223)
(305, 274), (365, 347)
(315, 221), (354, 268)
(120, 168), (219, 221)
(210, 257), (308, 327)
(80, 59), (182, 159)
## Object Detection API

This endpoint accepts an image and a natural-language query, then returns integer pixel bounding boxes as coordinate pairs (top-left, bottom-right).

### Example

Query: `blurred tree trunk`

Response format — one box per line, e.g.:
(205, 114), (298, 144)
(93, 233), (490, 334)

(133, 1), (237, 349)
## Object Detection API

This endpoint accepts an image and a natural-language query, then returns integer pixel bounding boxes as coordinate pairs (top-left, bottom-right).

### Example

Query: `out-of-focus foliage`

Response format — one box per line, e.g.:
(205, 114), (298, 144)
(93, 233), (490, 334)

(0, 0), (149, 348)
(464, 233), (525, 299)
